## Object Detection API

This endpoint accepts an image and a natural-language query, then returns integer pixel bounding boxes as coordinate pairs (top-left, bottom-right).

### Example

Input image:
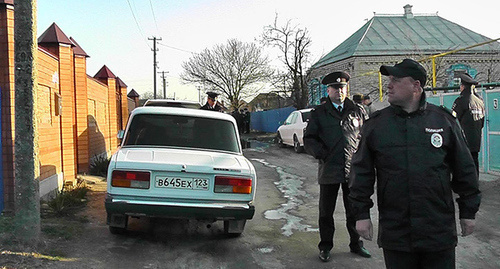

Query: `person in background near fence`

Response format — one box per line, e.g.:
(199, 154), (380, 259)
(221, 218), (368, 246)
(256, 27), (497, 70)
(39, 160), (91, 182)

(304, 71), (370, 262)
(452, 73), (485, 175)
(349, 59), (481, 269)
(362, 95), (374, 116)
(201, 91), (223, 112)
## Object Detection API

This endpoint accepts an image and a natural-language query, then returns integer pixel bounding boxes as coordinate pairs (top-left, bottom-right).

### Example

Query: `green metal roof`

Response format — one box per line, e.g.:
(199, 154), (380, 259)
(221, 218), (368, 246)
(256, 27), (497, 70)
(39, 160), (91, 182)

(312, 14), (500, 68)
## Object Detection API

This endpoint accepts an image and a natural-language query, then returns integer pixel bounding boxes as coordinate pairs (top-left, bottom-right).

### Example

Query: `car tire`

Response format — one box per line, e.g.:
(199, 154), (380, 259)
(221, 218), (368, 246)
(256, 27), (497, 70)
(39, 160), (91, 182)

(109, 226), (127, 235)
(276, 133), (286, 148)
(293, 135), (304, 153)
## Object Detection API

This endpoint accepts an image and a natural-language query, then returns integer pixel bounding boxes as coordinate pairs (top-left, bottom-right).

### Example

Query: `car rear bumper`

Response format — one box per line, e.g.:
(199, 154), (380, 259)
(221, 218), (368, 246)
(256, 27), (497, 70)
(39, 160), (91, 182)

(105, 193), (255, 221)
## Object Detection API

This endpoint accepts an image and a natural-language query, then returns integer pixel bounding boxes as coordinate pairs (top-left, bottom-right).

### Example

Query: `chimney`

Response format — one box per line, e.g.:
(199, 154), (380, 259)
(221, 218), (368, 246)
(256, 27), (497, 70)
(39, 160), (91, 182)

(404, 4), (414, 19)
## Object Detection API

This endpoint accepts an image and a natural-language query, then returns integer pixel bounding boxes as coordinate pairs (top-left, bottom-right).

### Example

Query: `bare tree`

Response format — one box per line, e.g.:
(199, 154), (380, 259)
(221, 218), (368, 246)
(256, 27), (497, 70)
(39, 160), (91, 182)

(261, 15), (312, 109)
(181, 39), (272, 111)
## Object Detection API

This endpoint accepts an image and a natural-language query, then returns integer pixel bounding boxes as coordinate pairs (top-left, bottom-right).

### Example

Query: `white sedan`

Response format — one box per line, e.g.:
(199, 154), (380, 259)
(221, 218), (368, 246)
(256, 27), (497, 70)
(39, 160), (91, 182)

(105, 107), (257, 236)
(276, 108), (312, 153)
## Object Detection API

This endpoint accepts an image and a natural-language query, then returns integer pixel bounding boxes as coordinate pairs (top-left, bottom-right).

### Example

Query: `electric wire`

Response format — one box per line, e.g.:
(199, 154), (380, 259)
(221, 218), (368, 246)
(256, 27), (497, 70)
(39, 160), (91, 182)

(149, 0), (160, 35)
(157, 42), (196, 54)
(126, 0), (152, 49)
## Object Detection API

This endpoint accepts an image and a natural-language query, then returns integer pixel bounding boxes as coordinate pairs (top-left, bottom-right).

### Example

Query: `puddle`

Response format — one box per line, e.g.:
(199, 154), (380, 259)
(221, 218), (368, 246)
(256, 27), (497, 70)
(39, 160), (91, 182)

(241, 139), (269, 150)
(251, 159), (318, 236)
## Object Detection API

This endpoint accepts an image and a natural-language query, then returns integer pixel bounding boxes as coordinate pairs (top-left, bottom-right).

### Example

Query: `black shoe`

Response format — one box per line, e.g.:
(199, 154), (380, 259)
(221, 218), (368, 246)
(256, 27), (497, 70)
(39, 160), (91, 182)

(319, 250), (331, 262)
(350, 246), (371, 258)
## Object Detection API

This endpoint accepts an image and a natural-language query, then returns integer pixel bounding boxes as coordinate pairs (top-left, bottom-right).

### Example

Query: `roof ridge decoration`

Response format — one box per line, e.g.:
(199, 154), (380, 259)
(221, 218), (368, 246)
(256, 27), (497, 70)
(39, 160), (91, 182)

(69, 37), (89, 57)
(94, 65), (117, 79)
(116, 77), (128, 87)
(127, 89), (140, 98)
(38, 22), (73, 46)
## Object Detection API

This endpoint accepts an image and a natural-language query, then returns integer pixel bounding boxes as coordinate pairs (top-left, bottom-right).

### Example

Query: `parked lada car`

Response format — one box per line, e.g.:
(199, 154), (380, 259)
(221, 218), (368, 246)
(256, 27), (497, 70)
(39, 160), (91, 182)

(276, 108), (312, 153)
(105, 106), (257, 236)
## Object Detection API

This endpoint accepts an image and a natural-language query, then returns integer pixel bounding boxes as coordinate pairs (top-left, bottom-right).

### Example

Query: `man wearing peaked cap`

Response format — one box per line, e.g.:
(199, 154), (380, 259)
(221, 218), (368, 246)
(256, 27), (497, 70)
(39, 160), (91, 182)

(304, 70), (370, 262)
(452, 73), (485, 175)
(321, 71), (350, 86)
(349, 59), (480, 268)
(200, 91), (223, 112)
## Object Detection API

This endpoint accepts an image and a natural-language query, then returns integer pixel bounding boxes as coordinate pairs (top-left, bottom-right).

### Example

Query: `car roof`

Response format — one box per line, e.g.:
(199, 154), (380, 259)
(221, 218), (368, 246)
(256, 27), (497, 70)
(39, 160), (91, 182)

(143, 99), (201, 108)
(131, 106), (236, 123)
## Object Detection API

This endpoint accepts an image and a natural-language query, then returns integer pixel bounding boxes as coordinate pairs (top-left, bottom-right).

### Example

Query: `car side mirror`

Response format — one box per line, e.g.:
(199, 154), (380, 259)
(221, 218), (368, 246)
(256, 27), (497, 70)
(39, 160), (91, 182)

(117, 130), (125, 140)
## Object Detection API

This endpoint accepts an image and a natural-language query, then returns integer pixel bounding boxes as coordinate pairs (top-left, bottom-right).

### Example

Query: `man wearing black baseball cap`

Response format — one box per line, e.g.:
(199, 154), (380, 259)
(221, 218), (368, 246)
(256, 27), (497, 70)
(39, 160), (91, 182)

(304, 71), (370, 262)
(349, 59), (481, 268)
(452, 73), (485, 175)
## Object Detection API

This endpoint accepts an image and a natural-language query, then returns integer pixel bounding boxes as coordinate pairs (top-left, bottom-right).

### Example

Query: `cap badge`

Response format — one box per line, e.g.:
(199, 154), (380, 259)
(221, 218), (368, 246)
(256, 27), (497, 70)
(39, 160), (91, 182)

(431, 133), (443, 148)
(336, 78), (341, 82)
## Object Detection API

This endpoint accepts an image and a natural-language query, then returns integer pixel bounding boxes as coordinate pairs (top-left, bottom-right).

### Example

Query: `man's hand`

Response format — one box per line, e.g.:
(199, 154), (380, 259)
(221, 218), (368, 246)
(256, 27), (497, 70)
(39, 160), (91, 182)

(460, 219), (476, 237)
(356, 219), (373, 241)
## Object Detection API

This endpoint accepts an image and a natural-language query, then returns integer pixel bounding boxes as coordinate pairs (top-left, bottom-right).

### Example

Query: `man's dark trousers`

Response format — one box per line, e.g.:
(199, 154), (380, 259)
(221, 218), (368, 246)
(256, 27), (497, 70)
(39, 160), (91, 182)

(318, 182), (359, 251)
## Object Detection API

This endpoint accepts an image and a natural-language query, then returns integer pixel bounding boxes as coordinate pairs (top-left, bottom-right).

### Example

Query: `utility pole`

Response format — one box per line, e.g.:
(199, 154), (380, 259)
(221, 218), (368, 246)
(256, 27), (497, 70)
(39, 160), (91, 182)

(157, 71), (169, 99)
(14, 0), (40, 242)
(148, 36), (162, 99)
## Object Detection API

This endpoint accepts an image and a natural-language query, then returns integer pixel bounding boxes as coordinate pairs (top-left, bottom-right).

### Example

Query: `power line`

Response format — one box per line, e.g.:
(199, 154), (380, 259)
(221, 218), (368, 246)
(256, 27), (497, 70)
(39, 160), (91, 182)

(149, 0), (159, 35)
(126, 0), (152, 49)
(158, 42), (196, 54)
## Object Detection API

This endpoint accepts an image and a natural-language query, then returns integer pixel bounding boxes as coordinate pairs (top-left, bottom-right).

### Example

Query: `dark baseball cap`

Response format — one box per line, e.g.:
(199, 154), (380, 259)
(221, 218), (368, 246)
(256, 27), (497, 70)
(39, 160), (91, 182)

(380, 59), (427, 86)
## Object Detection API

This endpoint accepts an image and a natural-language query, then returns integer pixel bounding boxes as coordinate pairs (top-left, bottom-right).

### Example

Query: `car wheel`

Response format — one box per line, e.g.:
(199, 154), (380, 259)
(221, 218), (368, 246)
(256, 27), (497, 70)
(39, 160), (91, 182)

(224, 220), (246, 237)
(293, 135), (304, 153)
(109, 226), (127, 235)
(276, 133), (285, 148)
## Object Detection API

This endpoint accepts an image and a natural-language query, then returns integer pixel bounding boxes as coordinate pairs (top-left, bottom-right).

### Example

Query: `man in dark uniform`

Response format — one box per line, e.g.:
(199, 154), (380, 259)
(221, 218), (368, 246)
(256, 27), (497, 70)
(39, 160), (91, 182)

(452, 73), (485, 175)
(200, 91), (223, 112)
(304, 71), (370, 262)
(349, 59), (481, 269)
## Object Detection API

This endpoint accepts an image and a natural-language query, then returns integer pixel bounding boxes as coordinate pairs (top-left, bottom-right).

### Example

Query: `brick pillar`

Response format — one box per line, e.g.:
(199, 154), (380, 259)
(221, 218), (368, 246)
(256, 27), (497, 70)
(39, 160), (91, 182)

(58, 44), (77, 182)
(0, 2), (15, 213)
(74, 55), (88, 173)
(120, 86), (128, 129)
(106, 78), (118, 151)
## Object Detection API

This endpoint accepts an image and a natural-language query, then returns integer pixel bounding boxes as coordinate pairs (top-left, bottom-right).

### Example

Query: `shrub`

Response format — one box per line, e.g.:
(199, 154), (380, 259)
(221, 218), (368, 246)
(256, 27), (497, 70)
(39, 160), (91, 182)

(46, 180), (89, 216)
(89, 154), (110, 177)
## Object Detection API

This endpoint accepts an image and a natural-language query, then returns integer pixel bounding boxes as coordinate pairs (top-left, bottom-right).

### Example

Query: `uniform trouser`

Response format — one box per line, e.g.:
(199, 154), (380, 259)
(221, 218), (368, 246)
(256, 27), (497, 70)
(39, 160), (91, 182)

(383, 248), (455, 269)
(471, 151), (479, 176)
(318, 182), (360, 251)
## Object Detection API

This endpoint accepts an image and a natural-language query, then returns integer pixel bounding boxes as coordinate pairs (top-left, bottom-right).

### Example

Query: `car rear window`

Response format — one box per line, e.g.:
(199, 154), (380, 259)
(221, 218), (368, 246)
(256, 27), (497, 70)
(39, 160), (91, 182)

(123, 114), (240, 153)
(301, 111), (311, 122)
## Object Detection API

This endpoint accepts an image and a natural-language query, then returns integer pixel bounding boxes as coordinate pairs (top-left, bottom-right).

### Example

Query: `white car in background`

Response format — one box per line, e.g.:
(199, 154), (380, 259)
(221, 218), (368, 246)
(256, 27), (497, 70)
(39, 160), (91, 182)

(105, 107), (257, 236)
(276, 108), (312, 153)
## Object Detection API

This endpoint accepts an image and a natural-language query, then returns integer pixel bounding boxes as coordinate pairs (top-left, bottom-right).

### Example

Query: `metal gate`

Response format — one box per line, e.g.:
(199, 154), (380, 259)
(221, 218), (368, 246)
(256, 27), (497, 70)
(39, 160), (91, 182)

(427, 87), (500, 173)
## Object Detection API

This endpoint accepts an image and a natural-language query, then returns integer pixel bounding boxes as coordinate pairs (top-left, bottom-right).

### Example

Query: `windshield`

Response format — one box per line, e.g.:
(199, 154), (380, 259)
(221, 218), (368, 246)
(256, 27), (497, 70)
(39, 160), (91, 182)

(123, 114), (240, 153)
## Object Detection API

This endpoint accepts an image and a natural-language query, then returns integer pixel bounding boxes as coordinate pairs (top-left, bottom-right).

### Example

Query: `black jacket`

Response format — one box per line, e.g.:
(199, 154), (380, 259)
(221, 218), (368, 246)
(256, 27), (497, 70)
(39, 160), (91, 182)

(349, 94), (481, 252)
(304, 98), (367, 184)
(200, 102), (223, 112)
(452, 89), (485, 152)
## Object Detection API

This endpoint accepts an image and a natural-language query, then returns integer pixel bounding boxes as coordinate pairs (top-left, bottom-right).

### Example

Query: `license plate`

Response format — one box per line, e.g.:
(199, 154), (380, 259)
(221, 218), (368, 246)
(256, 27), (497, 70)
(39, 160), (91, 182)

(155, 176), (209, 190)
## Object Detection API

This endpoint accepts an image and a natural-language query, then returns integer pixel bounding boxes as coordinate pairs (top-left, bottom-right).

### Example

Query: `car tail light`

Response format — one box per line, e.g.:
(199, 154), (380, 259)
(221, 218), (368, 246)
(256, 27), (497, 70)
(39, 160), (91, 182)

(214, 176), (252, 194)
(111, 170), (150, 189)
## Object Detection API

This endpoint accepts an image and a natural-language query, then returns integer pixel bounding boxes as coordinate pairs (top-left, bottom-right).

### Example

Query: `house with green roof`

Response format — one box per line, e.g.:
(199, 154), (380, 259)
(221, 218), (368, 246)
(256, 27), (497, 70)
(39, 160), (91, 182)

(308, 4), (500, 106)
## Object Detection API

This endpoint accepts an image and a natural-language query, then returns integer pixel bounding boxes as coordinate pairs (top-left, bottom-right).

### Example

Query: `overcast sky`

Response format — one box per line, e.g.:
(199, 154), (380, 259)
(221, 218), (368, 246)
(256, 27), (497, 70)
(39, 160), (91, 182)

(37, 0), (500, 102)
